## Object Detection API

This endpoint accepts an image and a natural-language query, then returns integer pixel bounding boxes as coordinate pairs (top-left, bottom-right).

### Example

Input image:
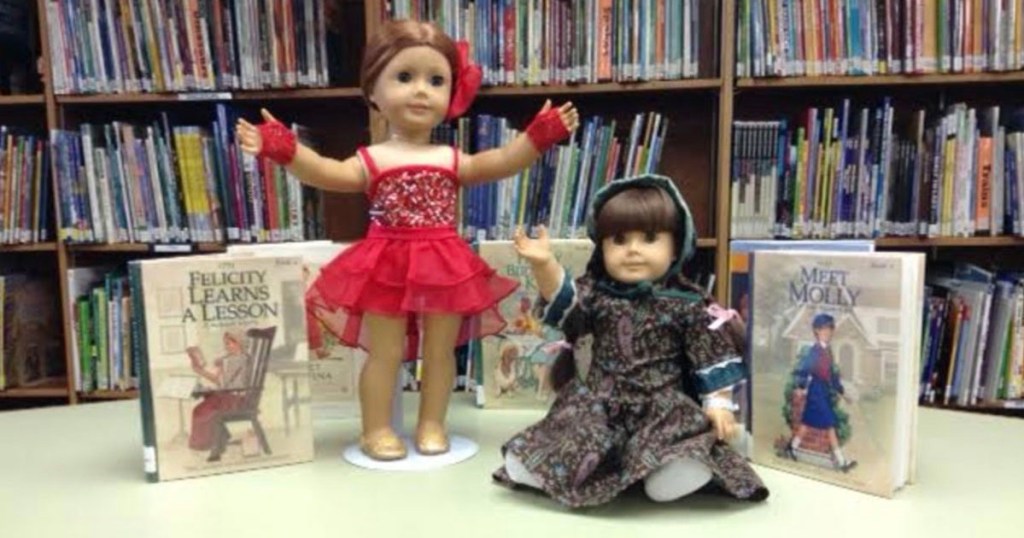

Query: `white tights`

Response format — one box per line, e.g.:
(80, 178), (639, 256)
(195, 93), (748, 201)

(504, 453), (712, 502)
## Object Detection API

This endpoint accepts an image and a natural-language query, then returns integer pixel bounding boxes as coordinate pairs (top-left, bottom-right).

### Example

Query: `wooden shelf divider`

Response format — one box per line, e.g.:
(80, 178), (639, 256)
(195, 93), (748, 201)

(0, 94), (46, 106)
(0, 242), (57, 253)
(480, 78), (722, 96)
(736, 71), (1024, 88)
(0, 386), (70, 399)
(56, 87), (363, 105)
(66, 243), (228, 254)
(78, 390), (139, 400)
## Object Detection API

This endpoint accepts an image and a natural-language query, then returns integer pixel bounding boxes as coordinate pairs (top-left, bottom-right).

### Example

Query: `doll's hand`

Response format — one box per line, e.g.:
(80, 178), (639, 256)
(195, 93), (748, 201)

(236, 109), (297, 164)
(235, 112), (266, 156)
(525, 100), (579, 152)
(513, 225), (553, 266)
(706, 408), (737, 442)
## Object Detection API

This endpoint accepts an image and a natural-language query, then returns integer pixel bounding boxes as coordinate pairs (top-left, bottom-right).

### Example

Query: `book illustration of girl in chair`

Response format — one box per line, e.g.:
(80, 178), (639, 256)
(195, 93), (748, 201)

(187, 330), (258, 460)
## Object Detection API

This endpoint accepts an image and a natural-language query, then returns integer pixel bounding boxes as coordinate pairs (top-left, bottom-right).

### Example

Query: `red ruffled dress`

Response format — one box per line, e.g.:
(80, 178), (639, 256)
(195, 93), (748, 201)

(307, 146), (518, 359)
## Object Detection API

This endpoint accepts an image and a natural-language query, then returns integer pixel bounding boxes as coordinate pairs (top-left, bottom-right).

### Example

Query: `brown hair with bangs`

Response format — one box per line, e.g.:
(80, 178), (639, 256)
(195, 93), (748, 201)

(594, 187), (678, 240)
(359, 20), (459, 110)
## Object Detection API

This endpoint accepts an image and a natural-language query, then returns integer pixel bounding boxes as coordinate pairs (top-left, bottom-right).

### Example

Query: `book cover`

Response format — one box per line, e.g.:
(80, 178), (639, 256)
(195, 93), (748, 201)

(1, 275), (64, 388)
(227, 240), (362, 418)
(475, 239), (594, 409)
(729, 240), (876, 447)
(749, 250), (923, 497)
(133, 253), (313, 482)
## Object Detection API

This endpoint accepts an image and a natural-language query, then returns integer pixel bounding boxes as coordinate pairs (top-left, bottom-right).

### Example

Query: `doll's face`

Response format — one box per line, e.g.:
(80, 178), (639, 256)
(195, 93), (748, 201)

(600, 230), (674, 283)
(370, 45), (451, 133)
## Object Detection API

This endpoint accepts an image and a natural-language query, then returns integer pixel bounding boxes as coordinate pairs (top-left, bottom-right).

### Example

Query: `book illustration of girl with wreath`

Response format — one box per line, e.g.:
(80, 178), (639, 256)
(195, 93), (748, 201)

(776, 313), (856, 473)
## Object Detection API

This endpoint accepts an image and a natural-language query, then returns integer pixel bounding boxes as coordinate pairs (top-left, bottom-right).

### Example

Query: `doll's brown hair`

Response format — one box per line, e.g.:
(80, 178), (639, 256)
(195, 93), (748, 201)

(593, 187), (679, 240)
(359, 19), (459, 110)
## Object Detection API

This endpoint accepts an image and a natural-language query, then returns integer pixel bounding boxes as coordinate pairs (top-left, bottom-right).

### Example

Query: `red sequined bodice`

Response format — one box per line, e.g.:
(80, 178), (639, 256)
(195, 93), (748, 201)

(368, 166), (459, 228)
(359, 147), (460, 228)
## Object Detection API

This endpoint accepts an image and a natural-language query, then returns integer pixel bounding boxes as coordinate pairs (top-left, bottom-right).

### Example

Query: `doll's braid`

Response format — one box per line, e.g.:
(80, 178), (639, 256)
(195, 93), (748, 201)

(548, 293), (590, 391)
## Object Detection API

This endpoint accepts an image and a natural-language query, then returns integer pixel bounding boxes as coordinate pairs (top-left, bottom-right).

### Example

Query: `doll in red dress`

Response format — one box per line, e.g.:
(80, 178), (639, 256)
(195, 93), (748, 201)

(236, 20), (579, 461)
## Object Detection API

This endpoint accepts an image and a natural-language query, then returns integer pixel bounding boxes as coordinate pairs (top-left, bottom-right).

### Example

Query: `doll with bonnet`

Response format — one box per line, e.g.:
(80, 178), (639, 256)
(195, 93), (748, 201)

(494, 175), (768, 507)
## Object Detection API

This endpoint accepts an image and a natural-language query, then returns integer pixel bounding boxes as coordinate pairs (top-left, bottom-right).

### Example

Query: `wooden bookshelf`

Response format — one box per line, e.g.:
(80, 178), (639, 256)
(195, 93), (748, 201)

(78, 390), (139, 401)
(0, 386), (69, 399)
(0, 94), (45, 106)
(8, 0), (1020, 420)
(0, 242), (57, 253)
(729, 4), (1024, 419)
(231, 87), (363, 101)
(5, 0), (740, 408)
(736, 71), (1024, 89)
(921, 402), (1024, 419)
(875, 236), (1024, 248)
(65, 243), (228, 254)
(57, 87), (363, 105)
(479, 78), (722, 97)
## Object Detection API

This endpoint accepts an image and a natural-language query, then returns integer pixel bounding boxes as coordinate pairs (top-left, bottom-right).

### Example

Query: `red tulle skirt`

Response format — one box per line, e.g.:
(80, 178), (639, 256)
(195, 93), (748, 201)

(306, 225), (518, 359)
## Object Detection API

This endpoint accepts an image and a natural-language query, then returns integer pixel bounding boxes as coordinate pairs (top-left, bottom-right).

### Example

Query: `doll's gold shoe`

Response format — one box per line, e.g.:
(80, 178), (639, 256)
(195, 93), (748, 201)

(414, 422), (450, 455)
(359, 429), (407, 461)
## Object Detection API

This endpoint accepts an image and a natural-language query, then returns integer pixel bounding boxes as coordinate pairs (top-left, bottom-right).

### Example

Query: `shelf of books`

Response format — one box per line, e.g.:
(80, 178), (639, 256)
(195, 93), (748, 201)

(3, 0), (1017, 421)
(402, 0), (730, 288)
(4, 0), (366, 406)
(729, 0), (1024, 419)
(735, 0), (1024, 81)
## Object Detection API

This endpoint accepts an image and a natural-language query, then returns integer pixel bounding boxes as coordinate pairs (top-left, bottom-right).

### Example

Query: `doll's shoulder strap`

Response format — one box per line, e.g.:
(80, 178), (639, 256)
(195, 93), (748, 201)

(356, 146), (381, 180)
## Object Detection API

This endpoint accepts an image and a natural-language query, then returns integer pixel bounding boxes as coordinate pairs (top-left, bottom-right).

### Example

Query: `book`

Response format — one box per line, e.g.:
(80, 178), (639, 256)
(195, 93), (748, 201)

(748, 249), (924, 497)
(474, 239), (594, 409)
(729, 240), (876, 447)
(132, 253), (313, 482)
(227, 240), (363, 419)
(0, 275), (64, 389)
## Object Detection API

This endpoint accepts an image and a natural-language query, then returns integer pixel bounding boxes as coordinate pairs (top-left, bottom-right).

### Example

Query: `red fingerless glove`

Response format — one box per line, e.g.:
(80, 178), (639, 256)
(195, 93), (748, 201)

(257, 119), (297, 165)
(525, 108), (571, 153)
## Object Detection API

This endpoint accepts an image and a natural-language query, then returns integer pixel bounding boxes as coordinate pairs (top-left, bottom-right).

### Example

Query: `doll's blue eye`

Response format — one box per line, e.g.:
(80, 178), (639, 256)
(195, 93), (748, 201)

(397, 71), (412, 82)
(430, 75), (445, 86)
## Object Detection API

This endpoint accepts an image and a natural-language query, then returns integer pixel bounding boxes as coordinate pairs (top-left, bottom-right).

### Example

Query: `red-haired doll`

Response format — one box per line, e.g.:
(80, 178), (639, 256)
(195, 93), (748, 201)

(236, 19), (579, 461)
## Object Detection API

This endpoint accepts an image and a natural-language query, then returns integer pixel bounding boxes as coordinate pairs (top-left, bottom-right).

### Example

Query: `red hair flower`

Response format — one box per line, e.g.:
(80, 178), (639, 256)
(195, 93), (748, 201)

(446, 41), (482, 120)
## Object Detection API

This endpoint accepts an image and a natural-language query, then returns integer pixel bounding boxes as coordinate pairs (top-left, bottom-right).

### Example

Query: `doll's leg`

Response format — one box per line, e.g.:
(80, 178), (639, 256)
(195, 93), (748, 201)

(504, 453), (543, 489)
(643, 457), (713, 502)
(360, 313), (408, 460)
(416, 313), (461, 454)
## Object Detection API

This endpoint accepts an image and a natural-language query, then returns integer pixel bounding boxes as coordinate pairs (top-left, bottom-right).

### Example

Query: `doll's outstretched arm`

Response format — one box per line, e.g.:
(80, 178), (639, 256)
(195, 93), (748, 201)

(459, 101), (579, 186)
(513, 225), (563, 302)
(236, 109), (366, 193)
